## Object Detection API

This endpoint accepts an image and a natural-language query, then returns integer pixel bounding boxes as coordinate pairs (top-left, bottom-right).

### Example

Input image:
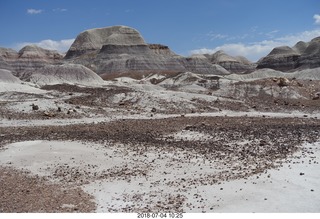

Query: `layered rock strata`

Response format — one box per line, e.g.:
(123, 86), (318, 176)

(204, 50), (256, 74)
(65, 26), (230, 78)
(257, 37), (320, 71)
(0, 45), (63, 75)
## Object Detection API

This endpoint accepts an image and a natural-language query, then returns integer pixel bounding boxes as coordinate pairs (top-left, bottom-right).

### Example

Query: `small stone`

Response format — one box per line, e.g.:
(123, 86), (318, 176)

(32, 104), (39, 110)
(277, 77), (290, 87)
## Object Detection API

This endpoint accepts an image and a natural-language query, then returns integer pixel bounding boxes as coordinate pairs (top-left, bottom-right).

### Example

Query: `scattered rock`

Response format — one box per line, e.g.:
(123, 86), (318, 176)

(43, 112), (55, 117)
(312, 92), (320, 100)
(277, 77), (290, 87)
(31, 104), (39, 110)
(67, 109), (74, 114)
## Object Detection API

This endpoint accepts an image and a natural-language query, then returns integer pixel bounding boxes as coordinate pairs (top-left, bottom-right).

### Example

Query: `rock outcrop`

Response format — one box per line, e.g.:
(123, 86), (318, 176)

(257, 36), (320, 71)
(65, 25), (230, 78)
(204, 50), (256, 74)
(148, 44), (176, 56)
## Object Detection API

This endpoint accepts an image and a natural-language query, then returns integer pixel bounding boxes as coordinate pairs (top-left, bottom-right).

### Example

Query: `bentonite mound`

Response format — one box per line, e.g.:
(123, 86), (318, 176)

(65, 26), (146, 59)
(0, 48), (18, 60)
(18, 45), (63, 60)
(65, 25), (231, 78)
(0, 45), (63, 75)
(204, 50), (256, 74)
(178, 55), (230, 75)
(257, 36), (320, 71)
(293, 41), (309, 54)
(0, 69), (21, 83)
(0, 48), (19, 72)
(21, 64), (105, 86)
(257, 46), (300, 71)
(297, 37), (320, 69)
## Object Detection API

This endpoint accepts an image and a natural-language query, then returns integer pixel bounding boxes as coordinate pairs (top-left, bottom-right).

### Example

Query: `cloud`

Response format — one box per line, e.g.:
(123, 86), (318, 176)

(265, 30), (279, 38)
(314, 14), (320, 25)
(206, 33), (229, 41)
(190, 29), (320, 61)
(27, 9), (43, 15)
(53, 8), (68, 12)
(15, 39), (75, 53)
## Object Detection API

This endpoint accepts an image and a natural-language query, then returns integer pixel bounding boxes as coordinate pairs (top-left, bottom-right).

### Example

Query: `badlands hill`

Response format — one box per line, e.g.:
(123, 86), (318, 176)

(203, 50), (256, 73)
(21, 64), (105, 86)
(2, 25), (320, 85)
(65, 25), (230, 78)
(0, 45), (63, 75)
(257, 37), (320, 71)
(0, 69), (21, 83)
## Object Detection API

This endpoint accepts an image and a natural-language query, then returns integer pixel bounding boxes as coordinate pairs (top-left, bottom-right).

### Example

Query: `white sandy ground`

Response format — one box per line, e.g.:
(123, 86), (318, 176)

(0, 140), (319, 212)
(0, 110), (319, 128)
(0, 82), (47, 94)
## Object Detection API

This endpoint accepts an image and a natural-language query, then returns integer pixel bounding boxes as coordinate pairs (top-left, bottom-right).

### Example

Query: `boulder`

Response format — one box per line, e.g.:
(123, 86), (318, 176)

(277, 77), (290, 87)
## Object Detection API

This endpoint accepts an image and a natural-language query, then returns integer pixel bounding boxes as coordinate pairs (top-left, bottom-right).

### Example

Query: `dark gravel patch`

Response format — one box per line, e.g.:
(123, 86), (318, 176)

(0, 166), (96, 213)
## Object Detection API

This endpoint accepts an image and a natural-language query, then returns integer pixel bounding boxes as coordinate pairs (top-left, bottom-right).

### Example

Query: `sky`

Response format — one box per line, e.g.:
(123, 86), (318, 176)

(0, 0), (320, 61)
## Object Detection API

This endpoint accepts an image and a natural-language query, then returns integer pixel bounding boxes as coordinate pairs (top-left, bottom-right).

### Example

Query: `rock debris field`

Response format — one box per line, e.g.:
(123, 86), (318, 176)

(0, 115), (320, 212)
